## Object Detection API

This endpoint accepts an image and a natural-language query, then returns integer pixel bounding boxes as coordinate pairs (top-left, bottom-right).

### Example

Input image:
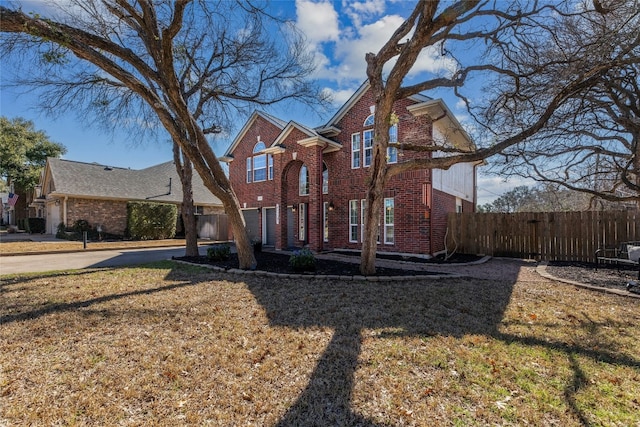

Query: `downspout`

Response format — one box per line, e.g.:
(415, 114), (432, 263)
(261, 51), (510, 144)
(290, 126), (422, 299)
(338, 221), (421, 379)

(429, 180), (433, 256)
(320, 142), (328, 251)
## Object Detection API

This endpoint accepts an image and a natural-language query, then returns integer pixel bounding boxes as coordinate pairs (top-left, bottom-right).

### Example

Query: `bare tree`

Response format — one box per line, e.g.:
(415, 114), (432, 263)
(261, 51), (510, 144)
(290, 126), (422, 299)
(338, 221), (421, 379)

(482, 0), (640, 206)
(360, 0), (637, 274)
(0, 0), (325, 268)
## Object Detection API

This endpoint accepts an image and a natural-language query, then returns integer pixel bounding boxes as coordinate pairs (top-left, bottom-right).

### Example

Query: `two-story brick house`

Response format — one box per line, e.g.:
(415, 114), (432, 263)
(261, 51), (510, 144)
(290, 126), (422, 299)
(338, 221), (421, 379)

(221, 82), (478, 256)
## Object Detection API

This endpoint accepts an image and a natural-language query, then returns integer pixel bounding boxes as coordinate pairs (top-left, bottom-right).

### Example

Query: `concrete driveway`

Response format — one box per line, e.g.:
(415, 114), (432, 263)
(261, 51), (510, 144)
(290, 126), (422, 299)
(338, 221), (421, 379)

(0, 246), (189, 275)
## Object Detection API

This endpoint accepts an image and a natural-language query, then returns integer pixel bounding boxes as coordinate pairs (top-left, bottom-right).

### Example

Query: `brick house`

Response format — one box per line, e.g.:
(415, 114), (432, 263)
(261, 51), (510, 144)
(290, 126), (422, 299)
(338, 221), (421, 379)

(222, 82), (479, 256)
(33, 158), (226, 238)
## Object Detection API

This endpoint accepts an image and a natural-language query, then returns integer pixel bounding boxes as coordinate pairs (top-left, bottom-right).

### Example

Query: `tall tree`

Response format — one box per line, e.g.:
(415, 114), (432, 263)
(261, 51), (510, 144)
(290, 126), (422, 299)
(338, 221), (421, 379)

(360, 0), (638, 274)
(0, 116), (66, 190)
(481, 1), (640, 206)
(0, 0), (324, 269)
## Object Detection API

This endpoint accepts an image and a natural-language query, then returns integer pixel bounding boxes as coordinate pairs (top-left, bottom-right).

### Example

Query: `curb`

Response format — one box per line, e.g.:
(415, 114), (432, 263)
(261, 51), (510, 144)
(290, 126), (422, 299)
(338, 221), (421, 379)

(536, 262), (640, 299)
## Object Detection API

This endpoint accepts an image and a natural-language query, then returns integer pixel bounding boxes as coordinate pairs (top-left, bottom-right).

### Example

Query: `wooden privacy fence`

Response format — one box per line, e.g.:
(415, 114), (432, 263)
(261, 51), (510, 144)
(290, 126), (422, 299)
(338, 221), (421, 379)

(447, 210), (639, 263)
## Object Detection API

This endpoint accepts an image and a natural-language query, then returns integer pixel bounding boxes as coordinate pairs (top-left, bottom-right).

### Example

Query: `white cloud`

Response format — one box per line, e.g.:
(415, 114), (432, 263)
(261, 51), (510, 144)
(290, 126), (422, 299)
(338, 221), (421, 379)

(322, 87), (357, 106)
(343, 0), (386, 27)
(296, 0), (340, 44)
(332, 14), (406, 81)
(296, 2), (459, 91)
(406, 44), (458, 78)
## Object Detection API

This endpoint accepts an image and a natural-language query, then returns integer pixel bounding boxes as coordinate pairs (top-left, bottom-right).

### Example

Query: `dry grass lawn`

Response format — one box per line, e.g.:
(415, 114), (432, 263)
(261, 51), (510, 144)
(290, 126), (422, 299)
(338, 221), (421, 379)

(1, 261), (639, 426)
(0, 238), (194, 255)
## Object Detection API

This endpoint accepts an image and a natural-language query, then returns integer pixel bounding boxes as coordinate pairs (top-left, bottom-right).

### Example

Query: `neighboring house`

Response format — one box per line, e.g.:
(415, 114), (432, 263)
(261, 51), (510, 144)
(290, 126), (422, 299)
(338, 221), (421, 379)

(221, 82), (479, 256)
(32, 158), (226, 238)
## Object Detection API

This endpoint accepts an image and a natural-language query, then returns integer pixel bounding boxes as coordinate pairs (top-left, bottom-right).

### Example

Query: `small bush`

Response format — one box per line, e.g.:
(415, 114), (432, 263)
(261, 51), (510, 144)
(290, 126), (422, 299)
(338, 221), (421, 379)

(27, 218), (46, 234)
(72, 219), (92, 233)
(127, 201), (177, 240)
(207, 244), (231, 261)
(289, 248), (316, 272)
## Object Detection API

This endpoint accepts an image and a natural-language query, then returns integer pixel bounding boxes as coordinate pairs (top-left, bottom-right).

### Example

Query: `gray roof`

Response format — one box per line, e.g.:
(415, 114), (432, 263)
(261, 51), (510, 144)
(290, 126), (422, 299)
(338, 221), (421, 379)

(47, 158), (222, 206)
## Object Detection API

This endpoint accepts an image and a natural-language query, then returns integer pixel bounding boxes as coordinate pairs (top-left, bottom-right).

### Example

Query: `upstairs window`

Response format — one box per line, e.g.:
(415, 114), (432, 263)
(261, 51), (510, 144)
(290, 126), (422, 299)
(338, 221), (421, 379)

(246, 141), (273, 183)
(388, 124), (398, 163)
(351, 133), (361, 169)
(363, 130), (374, 167)
(364, 114), (375, 126)
(355, 114), (399, 168)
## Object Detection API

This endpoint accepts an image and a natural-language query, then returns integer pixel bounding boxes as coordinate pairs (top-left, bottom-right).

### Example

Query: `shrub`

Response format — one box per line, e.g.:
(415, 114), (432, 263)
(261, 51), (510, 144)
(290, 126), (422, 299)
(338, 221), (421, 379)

(27, 218), (46, 234)
(289, 248), (316, 272)
(72, 219), (92, 233)
(207, 244), (231, 261)
(127, 201), (177, 240)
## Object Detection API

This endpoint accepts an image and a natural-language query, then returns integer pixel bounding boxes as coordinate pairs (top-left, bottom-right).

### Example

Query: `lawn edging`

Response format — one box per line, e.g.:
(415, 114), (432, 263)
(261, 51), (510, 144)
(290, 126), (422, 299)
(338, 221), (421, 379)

(172, 259), (462, 281)
(536, 262), (640, 299)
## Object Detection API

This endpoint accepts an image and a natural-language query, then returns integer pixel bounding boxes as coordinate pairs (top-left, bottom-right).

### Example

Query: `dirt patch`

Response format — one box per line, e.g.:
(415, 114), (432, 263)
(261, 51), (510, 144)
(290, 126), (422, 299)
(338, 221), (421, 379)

(545, 261), (639, 291)
(175, 251), (448, 276)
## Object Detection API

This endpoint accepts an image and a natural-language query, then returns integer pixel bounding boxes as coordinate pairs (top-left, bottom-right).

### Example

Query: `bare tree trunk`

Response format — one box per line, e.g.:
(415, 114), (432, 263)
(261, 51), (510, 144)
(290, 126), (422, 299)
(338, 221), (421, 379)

(360, 82), (394, 275)
(173, 143), (199, 257)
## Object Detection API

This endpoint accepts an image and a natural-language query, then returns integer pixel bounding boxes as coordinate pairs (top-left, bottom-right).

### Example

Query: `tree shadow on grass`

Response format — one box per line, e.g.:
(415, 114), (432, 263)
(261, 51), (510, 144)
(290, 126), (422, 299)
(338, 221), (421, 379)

(0, 261), (204, 325)
(245, 259), (640, 426)
(246, 268), (516, 426)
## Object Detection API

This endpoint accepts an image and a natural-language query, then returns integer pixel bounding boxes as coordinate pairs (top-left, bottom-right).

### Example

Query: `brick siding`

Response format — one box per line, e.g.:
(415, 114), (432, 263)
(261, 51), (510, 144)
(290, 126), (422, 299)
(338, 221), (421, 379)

(228, 88), (473, 256)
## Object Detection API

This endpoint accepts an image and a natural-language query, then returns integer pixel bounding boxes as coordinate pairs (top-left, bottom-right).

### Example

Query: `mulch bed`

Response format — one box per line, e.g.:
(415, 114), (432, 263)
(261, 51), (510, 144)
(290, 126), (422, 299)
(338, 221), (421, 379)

(545, 261), (639, 292)
(175, 251), (457, 276)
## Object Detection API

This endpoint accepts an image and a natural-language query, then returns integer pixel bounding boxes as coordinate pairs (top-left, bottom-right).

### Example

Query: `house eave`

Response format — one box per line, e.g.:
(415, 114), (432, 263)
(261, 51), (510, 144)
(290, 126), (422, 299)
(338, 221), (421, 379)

(297, 136), (342, 153)
(407, 99), (475, 151)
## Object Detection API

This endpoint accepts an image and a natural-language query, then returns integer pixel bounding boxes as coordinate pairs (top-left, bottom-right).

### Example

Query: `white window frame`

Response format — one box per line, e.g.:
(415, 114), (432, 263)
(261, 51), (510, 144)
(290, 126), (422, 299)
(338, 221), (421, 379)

(351, 133), (361, 169)
(247, 141), (272, 183)
(349, 200), (359, 243)
(298, 203), (306, 241)
(363, 129), (374, 167)
(388, 124), (398, 164)
(323, 202), (329, 242)
(253, 153), (267, 182)
(246, 158), (252, 183)
(322, 163), (328, 194)
(299, 164), (309, 196)
(384, 197), (394, 245)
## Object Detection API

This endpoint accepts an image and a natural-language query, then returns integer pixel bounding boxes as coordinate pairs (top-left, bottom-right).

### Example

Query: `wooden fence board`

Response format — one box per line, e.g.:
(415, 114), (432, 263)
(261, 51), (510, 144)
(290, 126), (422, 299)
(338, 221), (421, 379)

(447, 210), (640, 263)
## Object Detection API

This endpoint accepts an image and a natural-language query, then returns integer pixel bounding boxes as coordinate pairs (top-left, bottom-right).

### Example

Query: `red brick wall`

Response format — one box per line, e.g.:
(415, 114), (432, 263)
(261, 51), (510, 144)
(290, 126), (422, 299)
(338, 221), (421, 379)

(66, 198), (128, 235)
(228, 89), (469, 256)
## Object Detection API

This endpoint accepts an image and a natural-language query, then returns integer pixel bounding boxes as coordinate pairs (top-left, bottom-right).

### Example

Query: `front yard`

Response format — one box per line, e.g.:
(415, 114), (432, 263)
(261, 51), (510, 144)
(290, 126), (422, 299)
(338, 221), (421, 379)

(1, 261), (638, 425)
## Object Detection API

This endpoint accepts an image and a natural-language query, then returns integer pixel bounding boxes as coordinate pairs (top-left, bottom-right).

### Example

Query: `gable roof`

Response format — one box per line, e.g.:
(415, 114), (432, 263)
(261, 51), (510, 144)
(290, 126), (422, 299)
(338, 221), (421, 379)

(221, 111), (287, 161)
(271, 120), (342, 153)
(316, 80), (432, 134)
(44, 158), (222, 205)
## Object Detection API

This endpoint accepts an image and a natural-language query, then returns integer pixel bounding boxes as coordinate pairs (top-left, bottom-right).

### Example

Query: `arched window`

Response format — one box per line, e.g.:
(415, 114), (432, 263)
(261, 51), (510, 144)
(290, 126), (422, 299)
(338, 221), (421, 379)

(246, 141), (273, 183)
(322, 163), (328, 194)
(299, 164), (309, 195)
(363, 114), (375, 126)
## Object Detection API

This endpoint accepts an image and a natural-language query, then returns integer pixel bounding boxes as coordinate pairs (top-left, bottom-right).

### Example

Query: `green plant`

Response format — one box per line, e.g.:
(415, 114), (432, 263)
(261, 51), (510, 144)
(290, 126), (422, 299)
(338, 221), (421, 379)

(127, 201), (177, 240)
(27, 218), (46, 233)
(207, 244), (231, 261)
(288, 248), (316, 272)
(72, 219), (92, 233)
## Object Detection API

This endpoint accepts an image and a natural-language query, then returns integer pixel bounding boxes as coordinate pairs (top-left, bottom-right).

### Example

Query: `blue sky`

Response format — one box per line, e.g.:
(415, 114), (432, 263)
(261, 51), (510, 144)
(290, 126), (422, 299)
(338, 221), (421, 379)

(0, 0), (525, 204)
